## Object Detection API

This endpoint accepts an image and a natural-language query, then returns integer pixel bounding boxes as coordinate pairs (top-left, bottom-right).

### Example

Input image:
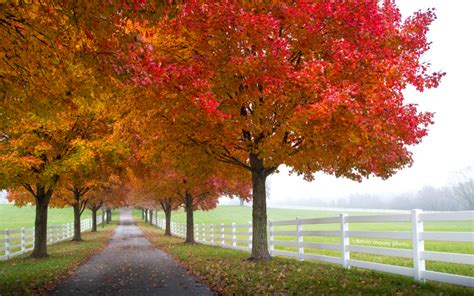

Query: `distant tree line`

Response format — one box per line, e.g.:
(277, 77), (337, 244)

(281, 167), (473, 211)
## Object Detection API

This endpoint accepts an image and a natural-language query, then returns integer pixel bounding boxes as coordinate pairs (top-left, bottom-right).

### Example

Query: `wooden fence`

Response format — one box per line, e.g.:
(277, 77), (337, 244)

(0, 216), (102, 261)
(146, 209), (474, 288)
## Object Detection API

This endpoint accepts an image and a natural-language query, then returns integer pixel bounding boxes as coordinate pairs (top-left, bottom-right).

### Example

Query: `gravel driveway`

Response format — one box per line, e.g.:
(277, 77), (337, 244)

(49, 208), (212, 295)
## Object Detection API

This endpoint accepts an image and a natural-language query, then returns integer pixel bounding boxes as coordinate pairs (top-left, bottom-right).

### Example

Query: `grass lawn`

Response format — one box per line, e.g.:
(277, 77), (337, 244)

(0, 222), (116, 296)
(0, 204), (119, 229)
(137, 220), (474, 295)
(136, 206), (474, 277)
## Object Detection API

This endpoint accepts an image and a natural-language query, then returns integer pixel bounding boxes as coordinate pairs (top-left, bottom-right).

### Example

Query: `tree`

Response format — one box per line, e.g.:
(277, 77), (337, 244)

(0, 0), (127, 258)
(2, 112), (103, 255)
(450, 167), (474, 210)
(126, 1), (444, 259)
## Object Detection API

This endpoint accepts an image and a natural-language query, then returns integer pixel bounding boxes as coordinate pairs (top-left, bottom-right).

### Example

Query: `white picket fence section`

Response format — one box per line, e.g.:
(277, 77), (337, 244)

(145, 209), (474, 288)
(0, 216), (102, 261)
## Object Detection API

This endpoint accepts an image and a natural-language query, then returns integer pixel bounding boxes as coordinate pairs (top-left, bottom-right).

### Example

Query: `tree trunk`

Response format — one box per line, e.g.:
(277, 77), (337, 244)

(72, 202), (82, 241)
(142, 209), (145, 220)
(71, 189), (83, 241)
(101, 209), (105, 228)
(91, 207), (98, 232)
(31, 189), (51, 258)
(106, 208), (112, 223)
(164, 207), (172, 236)
(240, 198), (244, 206)
(144, 209), (148, 223)
(249, 153), (271, 260)
(185, 191), (194, 243)
(149, 209), (153, 224)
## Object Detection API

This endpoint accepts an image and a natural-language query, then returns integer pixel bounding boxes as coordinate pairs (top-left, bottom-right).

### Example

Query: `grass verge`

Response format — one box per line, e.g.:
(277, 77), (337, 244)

(0, 222), (116, 295)
(137, 221), (474, 295)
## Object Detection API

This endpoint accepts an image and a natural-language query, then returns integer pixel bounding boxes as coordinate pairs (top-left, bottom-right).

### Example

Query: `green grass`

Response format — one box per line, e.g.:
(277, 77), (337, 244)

(137, 206), (474, 277)
(0, 204), (119, 229)
(0, 222), (116, 295)
(137, 221), (474, 295)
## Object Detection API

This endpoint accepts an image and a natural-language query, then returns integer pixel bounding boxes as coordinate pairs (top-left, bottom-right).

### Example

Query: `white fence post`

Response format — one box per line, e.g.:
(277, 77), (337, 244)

(412, 209), (425, 282)
(268, 220), (274, 256)
(297, 217), (304, 261)
(21, 227), (26, 254)
(232, 223), (236, 247)
(340, 213), (350, 268)
(5, 229), (10, 259)
(248, 221), (252, 251)
(221, 223), (225, 246)
(195, 224), (199, 241)
(210, 224), (214, 245)
(202, 224), (206, 243)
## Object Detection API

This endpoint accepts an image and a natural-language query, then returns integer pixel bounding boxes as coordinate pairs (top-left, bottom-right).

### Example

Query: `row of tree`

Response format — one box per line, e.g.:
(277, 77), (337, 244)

(280, 167), (474, 211)
(1, 1), (443, 260)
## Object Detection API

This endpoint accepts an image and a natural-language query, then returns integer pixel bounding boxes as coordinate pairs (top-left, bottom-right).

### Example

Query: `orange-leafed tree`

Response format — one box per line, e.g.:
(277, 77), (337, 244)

(125, 110), (252, 242)
(0, 0), (118, 258)
(87, 174), (124, 232)
(152, 145), (251, 244)
(126, 1), (444, 259)
(54, 145), (125, 240)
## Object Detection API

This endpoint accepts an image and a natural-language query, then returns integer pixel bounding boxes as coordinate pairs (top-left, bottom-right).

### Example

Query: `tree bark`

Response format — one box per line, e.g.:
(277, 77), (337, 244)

(164, 207), (172, 236)
(184, 191), (194, 243)
(249, 153), (271, 260)
(91, 207), (98, 232)
(106, 208), (112, 223)
(31, 187), (51, 258)
(101, 208), (105, 228)
(144, 209), (148, 223)
(72, 202), (82, 241)
(142, 208), (145, 220)
(149, 209), (153, 224)
(72, 189), (83, 241)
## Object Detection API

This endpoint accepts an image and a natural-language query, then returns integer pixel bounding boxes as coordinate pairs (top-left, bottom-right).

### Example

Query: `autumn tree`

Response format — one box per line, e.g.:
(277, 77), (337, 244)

(127, 1), (444, 259)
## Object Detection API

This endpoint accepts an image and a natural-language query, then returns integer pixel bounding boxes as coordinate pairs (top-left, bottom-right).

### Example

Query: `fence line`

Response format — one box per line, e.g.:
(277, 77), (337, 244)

(144, 209), (474, 288)
(0, 215), (102, 261)
(266, 205), (448, 214)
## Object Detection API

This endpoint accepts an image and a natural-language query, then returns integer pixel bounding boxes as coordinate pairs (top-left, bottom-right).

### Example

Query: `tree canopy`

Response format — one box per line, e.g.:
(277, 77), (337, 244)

(1, 0), (444, 260)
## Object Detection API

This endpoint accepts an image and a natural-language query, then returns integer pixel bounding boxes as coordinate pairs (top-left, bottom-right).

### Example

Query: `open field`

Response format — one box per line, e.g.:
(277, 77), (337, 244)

(138, 206), (474, 277)
(0, 222), (116, 295)
(0, 205), (118, 230)
(137, 220), (474, 295)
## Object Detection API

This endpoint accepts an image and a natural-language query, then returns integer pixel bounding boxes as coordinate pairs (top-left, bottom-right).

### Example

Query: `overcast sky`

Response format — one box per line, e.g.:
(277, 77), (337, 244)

(250, 0), (474, 204)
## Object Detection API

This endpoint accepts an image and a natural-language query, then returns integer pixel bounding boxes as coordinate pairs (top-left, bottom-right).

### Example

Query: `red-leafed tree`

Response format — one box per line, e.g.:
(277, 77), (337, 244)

(126, 119), (251, 241)
(126, 1), (444, 259)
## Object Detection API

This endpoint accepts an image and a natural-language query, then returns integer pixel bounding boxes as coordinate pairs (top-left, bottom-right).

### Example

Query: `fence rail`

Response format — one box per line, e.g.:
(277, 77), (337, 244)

(0, 216), (102, 261)
(145, 209), (474, 288)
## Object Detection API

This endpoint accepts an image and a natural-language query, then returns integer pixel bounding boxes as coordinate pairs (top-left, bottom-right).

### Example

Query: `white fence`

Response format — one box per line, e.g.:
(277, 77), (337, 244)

(0, 216), (102, 261)
(145, 209), (474, 288)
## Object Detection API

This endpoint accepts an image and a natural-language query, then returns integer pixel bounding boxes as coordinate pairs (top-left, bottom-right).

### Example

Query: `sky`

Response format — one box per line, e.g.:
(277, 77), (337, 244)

(224, 0), (474, 205)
